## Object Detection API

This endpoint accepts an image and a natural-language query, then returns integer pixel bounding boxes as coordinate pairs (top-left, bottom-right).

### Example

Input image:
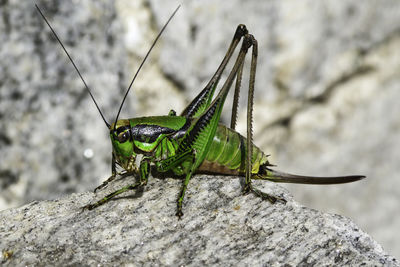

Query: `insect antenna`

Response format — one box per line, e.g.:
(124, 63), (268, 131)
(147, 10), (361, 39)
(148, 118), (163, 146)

(35, 4), (110, 128)
(113, 5), (181, 131)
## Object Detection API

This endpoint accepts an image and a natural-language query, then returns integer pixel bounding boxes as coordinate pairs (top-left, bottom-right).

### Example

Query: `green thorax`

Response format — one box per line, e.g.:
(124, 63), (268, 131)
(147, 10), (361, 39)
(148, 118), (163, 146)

(110, 116), (188, 171)
(127, 116), (187, 130)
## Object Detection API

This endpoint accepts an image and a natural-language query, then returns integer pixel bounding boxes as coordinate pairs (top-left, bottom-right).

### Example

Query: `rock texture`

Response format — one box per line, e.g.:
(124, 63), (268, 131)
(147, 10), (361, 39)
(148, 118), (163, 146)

(0, 175), (398, 266)
(1, 0), (399, 259)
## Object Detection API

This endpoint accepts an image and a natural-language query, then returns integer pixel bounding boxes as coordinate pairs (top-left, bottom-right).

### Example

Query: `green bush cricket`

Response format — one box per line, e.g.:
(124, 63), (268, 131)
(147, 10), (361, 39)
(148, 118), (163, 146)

(36, 5), (365, 218)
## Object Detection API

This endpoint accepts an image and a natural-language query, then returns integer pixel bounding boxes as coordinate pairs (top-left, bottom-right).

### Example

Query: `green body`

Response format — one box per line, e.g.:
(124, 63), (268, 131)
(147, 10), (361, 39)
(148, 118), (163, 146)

(201, 123), (266, 174)
(112, 116), (268, 177)
(37, 7), (365, 217)
(90, 25), (364, 217)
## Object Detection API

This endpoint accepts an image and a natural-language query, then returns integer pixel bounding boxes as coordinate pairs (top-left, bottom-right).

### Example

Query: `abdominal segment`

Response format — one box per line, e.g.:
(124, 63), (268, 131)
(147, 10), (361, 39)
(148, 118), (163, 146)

(198, 125), (269, 175)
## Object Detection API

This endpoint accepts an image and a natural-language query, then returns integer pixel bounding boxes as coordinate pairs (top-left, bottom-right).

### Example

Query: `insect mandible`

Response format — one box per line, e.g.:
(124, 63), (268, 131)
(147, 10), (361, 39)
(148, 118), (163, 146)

(36, 5), (365, 217)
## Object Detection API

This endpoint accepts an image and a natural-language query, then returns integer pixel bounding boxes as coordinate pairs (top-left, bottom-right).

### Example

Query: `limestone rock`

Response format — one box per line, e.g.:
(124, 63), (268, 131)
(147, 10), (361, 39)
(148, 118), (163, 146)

(1, 0), (399, 259)
(0, 175), (397, 266)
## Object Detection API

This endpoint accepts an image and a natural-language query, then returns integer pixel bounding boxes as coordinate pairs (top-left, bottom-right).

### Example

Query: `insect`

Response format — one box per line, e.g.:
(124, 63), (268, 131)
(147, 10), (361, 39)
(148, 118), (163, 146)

(36, 5), (365, 217)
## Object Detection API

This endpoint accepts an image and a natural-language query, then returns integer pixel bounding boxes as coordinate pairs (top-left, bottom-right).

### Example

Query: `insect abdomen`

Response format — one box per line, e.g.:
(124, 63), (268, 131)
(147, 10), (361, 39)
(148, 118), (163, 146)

(198, 124), (269, 175)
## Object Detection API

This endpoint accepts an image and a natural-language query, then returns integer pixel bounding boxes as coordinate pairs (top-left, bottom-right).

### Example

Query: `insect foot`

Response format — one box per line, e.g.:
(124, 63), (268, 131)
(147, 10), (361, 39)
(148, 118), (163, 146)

(93, 173), (117, 193)
(176, 210), (184, 219)
(81, 203), (97, 211)
(244, 184), (287, 205)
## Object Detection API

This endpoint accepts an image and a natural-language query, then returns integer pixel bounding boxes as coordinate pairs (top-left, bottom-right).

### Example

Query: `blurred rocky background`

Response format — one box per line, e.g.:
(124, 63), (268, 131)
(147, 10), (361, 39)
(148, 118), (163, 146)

(0, 0), (399, 259)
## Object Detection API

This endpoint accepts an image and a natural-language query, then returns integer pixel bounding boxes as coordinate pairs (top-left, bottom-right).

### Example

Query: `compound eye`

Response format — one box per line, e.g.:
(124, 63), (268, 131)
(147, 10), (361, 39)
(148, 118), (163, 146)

(117, 131), (130, 143)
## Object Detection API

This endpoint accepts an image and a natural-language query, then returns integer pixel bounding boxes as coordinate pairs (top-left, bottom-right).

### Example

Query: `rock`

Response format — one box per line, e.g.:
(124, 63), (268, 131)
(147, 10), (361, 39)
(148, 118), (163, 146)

(1, 0), (400, 260)
(0, 174), (397, 266)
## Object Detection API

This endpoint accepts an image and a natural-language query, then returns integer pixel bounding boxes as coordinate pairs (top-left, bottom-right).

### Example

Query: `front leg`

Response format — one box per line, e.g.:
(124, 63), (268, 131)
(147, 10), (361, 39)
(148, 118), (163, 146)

(139, 156), (151, 186)
(94, 154), (120, 192)
(176, 170), (195, 218)
(82, 157), (150, 210)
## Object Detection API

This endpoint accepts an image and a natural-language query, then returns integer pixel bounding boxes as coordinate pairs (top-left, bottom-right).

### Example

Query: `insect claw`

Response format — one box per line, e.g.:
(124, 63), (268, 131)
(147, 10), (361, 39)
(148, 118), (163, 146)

(256, 189), (285, 204)
(242, 184), (251, 194)
(267, 196), (277, 204)
(276, 195), (287, 204)
(94, 184), (105, 193)
(176, 210), (184, 219)
(81, 204), (92, 212)
(93, 171), (122, 192)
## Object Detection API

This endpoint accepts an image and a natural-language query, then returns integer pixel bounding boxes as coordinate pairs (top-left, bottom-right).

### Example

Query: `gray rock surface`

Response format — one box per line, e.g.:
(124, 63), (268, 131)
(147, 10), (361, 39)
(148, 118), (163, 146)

(1, 0), (399, 259)
(0, 174), (398, 266)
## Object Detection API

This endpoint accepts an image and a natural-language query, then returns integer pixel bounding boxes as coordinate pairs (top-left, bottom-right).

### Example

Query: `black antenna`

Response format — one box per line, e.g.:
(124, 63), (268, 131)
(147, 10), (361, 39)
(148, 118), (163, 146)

(113, 5), (181, 130)
(35, 4), (111, 128)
